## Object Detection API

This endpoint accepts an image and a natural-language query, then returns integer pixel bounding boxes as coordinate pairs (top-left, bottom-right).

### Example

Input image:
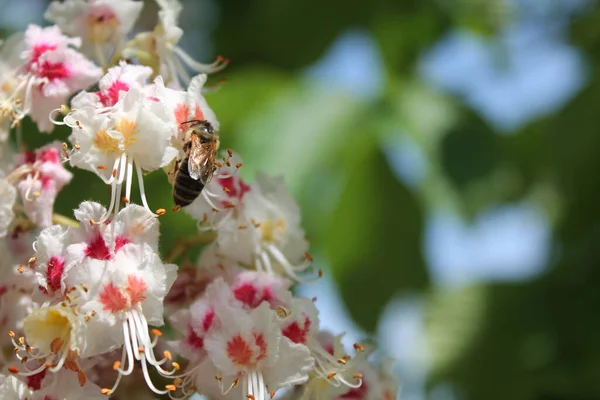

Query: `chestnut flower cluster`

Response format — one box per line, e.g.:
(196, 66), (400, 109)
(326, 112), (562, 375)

(0, 1), (399, 399)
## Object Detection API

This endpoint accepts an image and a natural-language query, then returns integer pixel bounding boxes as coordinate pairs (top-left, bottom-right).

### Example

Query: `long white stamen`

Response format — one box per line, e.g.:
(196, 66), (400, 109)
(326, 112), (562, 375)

(257, 371), (265, 400)
(119, 319), (135, 375)
(247, 373), (254, 398)
(136, 164), (154, 213)
(140, 352), (169, 395)
(266, 245), (314, 283)
(116, 154), (128, 185)
(173, 46), (228, 74)
(172, 55), (192, 84)
(260, 250), (273, 275)
(125, 157), (134, 202)
(201, 189), (222, 211)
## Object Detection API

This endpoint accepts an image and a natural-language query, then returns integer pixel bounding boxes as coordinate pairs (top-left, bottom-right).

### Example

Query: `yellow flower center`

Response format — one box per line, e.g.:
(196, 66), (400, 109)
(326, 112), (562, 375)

(116, 118), (138, 148)
(23, 307), (72, 354)
(93, 129), (120, 154)
(260, 218), (285, 243)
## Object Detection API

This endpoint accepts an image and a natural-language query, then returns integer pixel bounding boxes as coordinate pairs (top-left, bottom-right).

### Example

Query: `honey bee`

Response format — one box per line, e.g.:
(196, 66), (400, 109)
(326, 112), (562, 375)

(172, 120), (220, 208)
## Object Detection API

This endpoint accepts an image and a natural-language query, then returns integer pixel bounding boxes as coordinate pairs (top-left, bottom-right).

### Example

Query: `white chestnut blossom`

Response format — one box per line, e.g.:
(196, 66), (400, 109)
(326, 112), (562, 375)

(124, 0), (228, 88)
(44, 0), (144, 65)
(14, 142), (73, 228)
(0, 369), (106, 400)
(1, 25), (102, 132)
(203, 301), (314, 399)
(65, 83), (177, 219)
(0, 1), (399, 398)
(70, 61), (153, 110)
(210, 172), (313, 281)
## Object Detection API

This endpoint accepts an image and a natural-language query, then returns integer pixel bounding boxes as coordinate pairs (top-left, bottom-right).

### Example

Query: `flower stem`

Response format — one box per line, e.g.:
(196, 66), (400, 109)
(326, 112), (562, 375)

(51, 213), (79, 228)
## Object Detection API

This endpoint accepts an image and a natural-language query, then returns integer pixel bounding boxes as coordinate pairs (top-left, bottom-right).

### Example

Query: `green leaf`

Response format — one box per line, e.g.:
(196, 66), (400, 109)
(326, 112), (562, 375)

(325, 140), (428, 333)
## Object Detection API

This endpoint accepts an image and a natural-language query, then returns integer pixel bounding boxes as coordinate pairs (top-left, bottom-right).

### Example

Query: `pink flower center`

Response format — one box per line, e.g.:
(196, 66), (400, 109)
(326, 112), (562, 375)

(30, 43), (57, 64)
(84, 234), (111, 260)
(39, 149), (60, 164)
(46, 256), (65, 293)
(26, 369), (47, 390)
(114, 235), (130, 253)
(38, 60), (71, 81)
(99, 275), (147, 313)
(226, 335), (254, 366)
(233, 283), (273, 309)
(202, 310), (215, 331)
(218, 177), (251, 201)
(226, 332), (268, 367)
(97, 80), (129, 107)
(174, 104), (205, 132)
(282, 316), (311, 344)
(186, 326), (204, 349)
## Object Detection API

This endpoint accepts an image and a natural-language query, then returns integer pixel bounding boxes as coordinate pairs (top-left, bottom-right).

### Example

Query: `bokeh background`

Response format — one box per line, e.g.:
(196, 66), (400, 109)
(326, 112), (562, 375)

(4, 0), (600, 399)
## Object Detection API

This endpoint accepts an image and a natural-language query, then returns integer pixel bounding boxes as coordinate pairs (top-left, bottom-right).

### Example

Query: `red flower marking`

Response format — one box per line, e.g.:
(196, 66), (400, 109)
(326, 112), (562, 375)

(23, 151), (37, 164)
(39, 149), (59, 164)
(174, 104), (205, 132)
(254, 333), (267, 361)
(99, 282), (128, 313)
(233, 283), (273, 309)
(174, 103), (189, 129)
(0, 285), (7, 297)
(282, 316), (311, 345)
(30, 43), (57, 64)
(114, 235), (130, 253)
(218, 177), (251, 201)
(193, 105), (204, 121)
(324, 344), (335, 355)
(125, 275), (147, 306)
(26, 369), (47, 390)
(84, 234), (111, 260)
(202, 310), (215, 332)
(226, 335), (253, 366)
(186, 326), (204, 349)
(338, 377), (368, 399)
(46, 256), (65, 293)
(38, 61), (70, 81)
(97, 80), (129, 107)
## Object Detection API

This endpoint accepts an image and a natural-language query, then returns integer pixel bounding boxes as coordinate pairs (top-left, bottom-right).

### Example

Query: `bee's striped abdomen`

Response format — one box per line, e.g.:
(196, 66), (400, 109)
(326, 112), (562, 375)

(173, 157), (204, 207)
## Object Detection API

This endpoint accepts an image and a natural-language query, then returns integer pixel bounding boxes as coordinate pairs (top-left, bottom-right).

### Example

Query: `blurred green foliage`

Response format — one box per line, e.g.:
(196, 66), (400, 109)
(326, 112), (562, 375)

(13, 0), (600, 398)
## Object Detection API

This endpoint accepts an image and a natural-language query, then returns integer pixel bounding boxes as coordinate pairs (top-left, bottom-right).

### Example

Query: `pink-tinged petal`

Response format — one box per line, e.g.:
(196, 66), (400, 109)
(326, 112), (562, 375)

(282, 316), (311, 345)
(226, 334), (253, 366)
(186, 326), (204, 350)
(99, 282), (128, 313)
(46, 256), (65, 293)
(97, 79), (129, 107)
(114, 235), (130, 253)
(125, 274), (147, 306)
(84, 234), (111, 260)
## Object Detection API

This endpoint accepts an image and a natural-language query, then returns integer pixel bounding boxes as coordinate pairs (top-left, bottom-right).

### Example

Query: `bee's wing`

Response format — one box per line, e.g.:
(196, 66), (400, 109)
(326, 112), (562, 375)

(187, 134), (204, 180)
(199, 140), (218, 184)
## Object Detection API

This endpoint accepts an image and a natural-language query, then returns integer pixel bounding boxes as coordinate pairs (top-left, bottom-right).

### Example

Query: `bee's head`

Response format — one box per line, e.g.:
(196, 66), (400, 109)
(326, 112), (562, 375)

(181, 119), (216, 142)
